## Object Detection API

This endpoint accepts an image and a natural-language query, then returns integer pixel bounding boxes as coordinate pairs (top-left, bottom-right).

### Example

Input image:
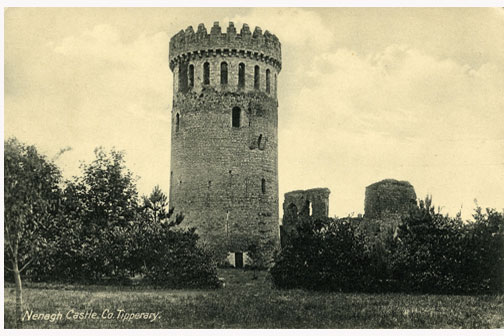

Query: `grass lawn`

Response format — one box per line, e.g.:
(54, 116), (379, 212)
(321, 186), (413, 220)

(4, 268), (504, 328)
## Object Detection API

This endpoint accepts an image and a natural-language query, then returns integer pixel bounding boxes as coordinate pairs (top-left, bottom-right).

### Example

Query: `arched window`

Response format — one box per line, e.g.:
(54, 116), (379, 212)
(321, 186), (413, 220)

(258, 134), (263, 147)
(238, 63), (245, 89)
(175, 113), (180, 132)
(261, 178), (266, 194)
(188, 64), (194, 88)
(266, 69), (271, 94)
(178, 63), (188, 92)
(254, 65), (260, 90)
(220, 62), (228, 85)
(274, 73), (277, 94)
(232, 107), (241, 128)
(203, 62), (210, 85)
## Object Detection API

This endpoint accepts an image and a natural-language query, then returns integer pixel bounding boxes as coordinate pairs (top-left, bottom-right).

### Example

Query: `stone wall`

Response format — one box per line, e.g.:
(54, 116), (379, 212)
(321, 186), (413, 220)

(280, 188), (330, 247)
(283, 188), (331, 219)
(280, 180), (418, 248)
(364, 179), (417, 219)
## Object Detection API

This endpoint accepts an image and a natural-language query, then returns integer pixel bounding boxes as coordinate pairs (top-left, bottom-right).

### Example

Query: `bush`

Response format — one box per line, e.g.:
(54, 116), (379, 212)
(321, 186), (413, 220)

(463, 207), (504, 293)
(391, 198), (504, 294)
(137, 220), (220, 289)
(271, 197), (504, 294)
(271, 215), (373, 291)
(391, 198), (468, 293)
(20, 149), (220, 289)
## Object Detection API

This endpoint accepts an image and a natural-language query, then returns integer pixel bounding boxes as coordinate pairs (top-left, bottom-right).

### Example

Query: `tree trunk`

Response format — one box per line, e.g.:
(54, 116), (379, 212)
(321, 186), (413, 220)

(12, 257), (23, 328)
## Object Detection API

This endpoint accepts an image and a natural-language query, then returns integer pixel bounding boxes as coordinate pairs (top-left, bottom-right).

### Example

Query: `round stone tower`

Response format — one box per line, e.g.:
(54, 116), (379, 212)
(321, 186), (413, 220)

(168, 22), (281, 263)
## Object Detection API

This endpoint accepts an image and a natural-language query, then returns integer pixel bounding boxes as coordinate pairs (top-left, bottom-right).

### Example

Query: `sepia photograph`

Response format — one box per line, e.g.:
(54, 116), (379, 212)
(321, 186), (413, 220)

(3, 3), (504, 330)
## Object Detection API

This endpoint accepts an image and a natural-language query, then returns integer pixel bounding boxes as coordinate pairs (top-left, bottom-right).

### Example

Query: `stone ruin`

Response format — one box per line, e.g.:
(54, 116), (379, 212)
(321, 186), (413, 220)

(364, 179), (417, 219)
(280, 188), (330, 247)
(280, 179), (418, 247)
(283, 188), (331, 219)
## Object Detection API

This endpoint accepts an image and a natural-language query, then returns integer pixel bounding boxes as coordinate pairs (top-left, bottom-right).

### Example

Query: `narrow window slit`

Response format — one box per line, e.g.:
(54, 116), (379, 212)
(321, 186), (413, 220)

(203, 62), (210, 85)
(221, 62), (228, 85)
(238, 63), (245, 89)
(232, 107), (241, 128)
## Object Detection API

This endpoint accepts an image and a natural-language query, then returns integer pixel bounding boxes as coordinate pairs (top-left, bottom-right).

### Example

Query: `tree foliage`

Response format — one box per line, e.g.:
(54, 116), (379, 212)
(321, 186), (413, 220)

(136, 220), (220, 288)
(4, 138), (62, 271)
(16, 145), (219, 288)
(392, 198), (504, 293)
(272, 196), (504, 294)
(133, 188), (220, 289)
(4, 137), (62, 326)
(272, 214), (372, 291)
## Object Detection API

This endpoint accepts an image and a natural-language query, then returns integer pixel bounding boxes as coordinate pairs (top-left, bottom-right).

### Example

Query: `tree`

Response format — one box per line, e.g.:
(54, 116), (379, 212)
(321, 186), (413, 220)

(30, 147), (143, 282)
(4, 138), (61, 327)
(135, 186), (219, 288)
(390, 196), (502, 294)
(142, 185), (171, 224)
(74, 147), (140, 280)
(461, 206), (504, 293)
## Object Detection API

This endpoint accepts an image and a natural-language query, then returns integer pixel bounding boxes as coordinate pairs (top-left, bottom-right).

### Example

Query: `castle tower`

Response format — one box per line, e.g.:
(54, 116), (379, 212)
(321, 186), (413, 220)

(168, 22), (282, 264)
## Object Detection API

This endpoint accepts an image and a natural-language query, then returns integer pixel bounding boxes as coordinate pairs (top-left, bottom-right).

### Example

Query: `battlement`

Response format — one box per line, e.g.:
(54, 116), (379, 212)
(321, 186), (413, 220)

(169, 22), (282, 71)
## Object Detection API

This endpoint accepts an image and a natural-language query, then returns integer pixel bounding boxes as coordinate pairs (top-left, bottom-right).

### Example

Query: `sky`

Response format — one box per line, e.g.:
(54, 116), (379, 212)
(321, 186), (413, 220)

(4, 7), (504, 219)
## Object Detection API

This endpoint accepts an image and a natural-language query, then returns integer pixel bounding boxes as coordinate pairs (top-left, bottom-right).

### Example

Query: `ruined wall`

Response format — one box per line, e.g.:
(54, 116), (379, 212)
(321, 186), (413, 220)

(169, 22), (281, 262)
(364, 179), (417, 219)
(280, 188), (330, 247)
(283, 188), (331, 219)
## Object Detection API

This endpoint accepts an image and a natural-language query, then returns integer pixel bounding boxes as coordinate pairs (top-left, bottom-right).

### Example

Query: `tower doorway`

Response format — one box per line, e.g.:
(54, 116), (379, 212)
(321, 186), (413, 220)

(235, 252), (244, 268)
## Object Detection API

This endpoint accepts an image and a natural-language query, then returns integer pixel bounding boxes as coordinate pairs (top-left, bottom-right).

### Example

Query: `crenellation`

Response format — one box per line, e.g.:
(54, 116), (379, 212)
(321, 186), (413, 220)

(240, 23), (251, 36)
(185, 25), (195, 37)
(169, 21), (282, 72)
(253, 26), (263, 40)
(227, 22), (237, 37)
(210, 21), (222, 41)
(197, 23), (207, 36)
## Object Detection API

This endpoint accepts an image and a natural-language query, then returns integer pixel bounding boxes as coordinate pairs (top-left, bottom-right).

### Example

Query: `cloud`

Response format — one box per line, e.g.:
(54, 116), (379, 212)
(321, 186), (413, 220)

(6, 24), (174, 195)
(229, 8), (334, 52)
(290, 44), (504, 140)
(5, 9), (503, 220)
(278, 43), (504, 217)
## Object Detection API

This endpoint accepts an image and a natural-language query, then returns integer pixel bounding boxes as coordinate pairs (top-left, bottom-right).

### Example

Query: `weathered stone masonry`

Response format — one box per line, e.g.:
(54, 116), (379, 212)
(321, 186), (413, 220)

(364, 179), (417, 219)
(283, 188), (331, 220)
(280, 180), (418, 247)
(280, 188), (330, 247)
(169, 22), (281, 262)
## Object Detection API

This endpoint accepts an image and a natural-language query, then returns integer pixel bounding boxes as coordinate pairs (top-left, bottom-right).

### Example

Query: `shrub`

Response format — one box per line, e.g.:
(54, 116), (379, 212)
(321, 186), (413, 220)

(271, 215), (372, 291)
(22, 149), (220, 289)
(462, 207), (504, 293)
(391, 198), (504, 294)
(391, 197), (467, 293)
(272, 196), (504, 294)
(135, 218), (220, 289)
